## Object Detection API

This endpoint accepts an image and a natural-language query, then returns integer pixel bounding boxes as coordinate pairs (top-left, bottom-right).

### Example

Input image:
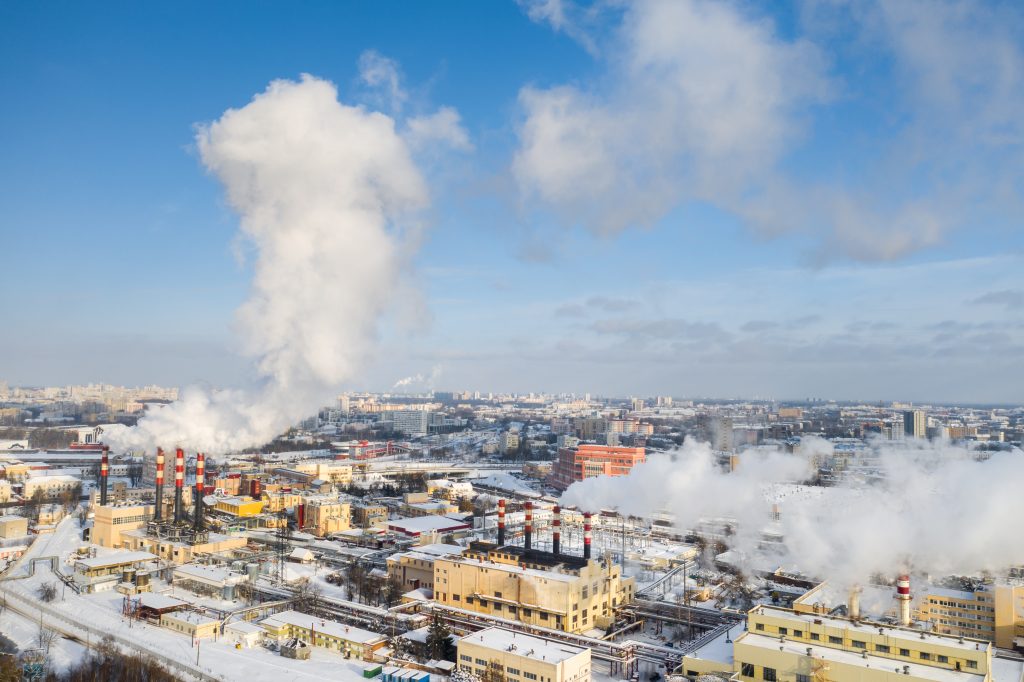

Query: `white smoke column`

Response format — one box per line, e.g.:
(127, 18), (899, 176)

(561, 438), (1024, 585)
(105, 75), (429, 453)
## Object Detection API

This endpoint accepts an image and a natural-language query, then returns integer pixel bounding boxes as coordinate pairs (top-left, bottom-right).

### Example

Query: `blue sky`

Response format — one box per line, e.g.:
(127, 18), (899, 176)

(1, 1), (1022, 403)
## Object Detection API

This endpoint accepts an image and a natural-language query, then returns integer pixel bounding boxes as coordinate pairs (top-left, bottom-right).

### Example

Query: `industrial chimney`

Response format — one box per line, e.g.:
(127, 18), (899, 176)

(583, 512), (592, 560)
(193, 452), (205, 531)
(896, 574), (912, 626)
(497, 499), (506, 545)
(552, 505), (561, 555)
(173, 448), (184, 524)
(154, 447), (165, 521)
(99, 446), (109, 506)
(524, 501), (533, 551)
(849, 585), (862, 621)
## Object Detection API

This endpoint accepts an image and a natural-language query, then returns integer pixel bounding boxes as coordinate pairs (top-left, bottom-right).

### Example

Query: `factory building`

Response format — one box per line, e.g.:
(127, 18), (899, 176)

(301, 497), (351, 536)
(387, 543), (464, 592)
(90, 503), (155, 547)
(682, 605), (994, 682)
(72, 551), (158, 593)
(546, 444), (646, 491)
(457, 627), (591, 682)
(213, 496), (265, 517)
(258, 610), (387, 659)
(432, 541), (635, 634)
(172, 563), (249, 600)
(352, 502), (389, 529)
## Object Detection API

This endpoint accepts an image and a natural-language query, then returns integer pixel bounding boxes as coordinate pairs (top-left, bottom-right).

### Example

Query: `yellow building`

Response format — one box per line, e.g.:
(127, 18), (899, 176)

(259, 610), (386, 659)
(387, 543), (464, 592)
(992, 583), (1024, 650)
(303, 497), (351, 537)
(160, 611), (220, 639)
(457, 627), (591, 682)
(683, 605), (994, 682)
(263, 491), (303, 513)
(0, 514), (28, 539)
(120, 530), (247, 563)
(433, 542), (635, 633)
(214, 496), (265, 517)
(919, 587), (997, 643)
(91, 503), (155, 548)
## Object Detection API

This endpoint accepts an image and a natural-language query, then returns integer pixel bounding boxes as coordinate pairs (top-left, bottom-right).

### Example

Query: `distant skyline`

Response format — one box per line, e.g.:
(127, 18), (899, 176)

(2, 1), (1022, 404)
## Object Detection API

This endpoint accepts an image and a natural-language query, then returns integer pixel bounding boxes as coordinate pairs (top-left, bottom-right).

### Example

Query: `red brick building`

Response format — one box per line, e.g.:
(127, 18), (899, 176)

(546, 444), (646, 491)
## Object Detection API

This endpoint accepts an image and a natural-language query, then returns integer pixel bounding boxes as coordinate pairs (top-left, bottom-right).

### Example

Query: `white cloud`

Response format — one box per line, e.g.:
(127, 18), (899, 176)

(105, 74), (431, 453)
(358, 49), (407, 112)
(514, 0), (1024, 261)
(406, 106), (473, 152)
(513, 0), (830, 235)
(517, 0), (600, 56)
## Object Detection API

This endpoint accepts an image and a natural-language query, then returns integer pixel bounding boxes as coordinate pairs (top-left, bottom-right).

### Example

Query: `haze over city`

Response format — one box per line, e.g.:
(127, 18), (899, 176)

(1, 2), (1023, 682)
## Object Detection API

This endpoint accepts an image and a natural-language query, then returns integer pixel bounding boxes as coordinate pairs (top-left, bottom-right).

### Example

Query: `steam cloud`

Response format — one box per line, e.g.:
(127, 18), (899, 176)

(561, 438), (1024, 586)
(105, 74), (438, 454)
(392, 364), (443, 390)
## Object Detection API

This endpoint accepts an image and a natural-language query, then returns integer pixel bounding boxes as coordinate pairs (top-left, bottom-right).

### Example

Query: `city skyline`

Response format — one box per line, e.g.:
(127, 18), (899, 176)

(2, 1), (1022, 404)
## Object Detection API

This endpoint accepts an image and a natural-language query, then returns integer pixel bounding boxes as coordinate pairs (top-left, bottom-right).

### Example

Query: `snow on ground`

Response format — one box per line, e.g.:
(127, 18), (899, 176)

(0, 516), (381, 681)
(0, 602), (87, 673)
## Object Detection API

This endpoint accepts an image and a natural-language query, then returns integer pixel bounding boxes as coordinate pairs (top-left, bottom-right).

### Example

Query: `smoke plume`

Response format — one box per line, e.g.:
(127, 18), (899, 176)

(105, 74), (434, 454)
(561, 438), (1024, 586)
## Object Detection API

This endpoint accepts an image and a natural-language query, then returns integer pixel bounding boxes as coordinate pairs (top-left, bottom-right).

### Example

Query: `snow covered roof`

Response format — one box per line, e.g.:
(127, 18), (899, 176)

(260, 610), (385, 644)
(462, 627), (587, 663)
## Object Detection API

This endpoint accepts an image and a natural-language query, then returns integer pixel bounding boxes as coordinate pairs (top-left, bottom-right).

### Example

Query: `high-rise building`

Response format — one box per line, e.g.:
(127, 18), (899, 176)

(547, 444), (646, 491)
(391, 410), (431, 436)
(904, 409), (927, 439)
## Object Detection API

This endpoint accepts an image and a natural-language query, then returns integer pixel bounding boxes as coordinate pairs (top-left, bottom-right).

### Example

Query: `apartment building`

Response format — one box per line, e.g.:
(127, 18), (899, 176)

(546, 444), (646, 492)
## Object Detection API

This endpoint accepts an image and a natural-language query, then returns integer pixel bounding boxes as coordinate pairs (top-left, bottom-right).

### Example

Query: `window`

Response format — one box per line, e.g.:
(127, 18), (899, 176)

(763, 667), (777, 682)
(494, 592), (502, 598)
(810, 633), (820, 641)
(796, 675), (810, 682)
(507, 669), (520, 677)
(794, 630), (803, 638)
(540, 612), (548, 621)
(967, 661), (978, 669)
(938, 656), (948, 664)
(779, 628), (788, 635)
(523, 609), (532, 617)
(900, 649), (910, 657)
(453, 594), (460, 602)
(920, 653), (931, 661)
(852, 640), (866, 649)
(829, 636), (842, 644)
(741, 663), (755, 678)
(876, 645), (890, 654)
(524, 673), (537, 681)
(476, 659), (487, 666)
(755, 623), (765, 631)
(460, 655), (472, 663)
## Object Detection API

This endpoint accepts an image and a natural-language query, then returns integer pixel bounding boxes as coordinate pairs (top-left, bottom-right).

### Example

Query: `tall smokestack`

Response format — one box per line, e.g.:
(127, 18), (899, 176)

(193, 452), (205, 531)
(173, 448), (184, 524)
(524, 501), (533, 551)
(154, 447), (165, 521)
(497, 499), (506, 545)
(552, 505), (561, 555)
(896, 574), (912, 626)
(583, 512), (592, 560)
(849, 585), (862, 620)
(99, 447), (109, 506)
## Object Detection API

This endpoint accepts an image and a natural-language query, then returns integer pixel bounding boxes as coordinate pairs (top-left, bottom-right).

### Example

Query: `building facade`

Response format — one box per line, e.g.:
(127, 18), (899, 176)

(546, 445), (646, 492)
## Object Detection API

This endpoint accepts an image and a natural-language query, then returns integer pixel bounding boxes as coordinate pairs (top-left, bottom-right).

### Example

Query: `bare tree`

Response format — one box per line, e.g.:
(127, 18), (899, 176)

(37, 583), (57, 603)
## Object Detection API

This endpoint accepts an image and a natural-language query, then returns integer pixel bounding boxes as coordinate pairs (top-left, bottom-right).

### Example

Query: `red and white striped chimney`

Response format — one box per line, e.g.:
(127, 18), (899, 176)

(99, 446), (109, 505)
(583, 512), (592, 560)
(154, 447), (165, 521)
(896, 574), (912, 626)
(524, 501), (533, 551)
(552, 505), (561, 555)
(497, 499), (506, 545)
(173, 448), (184, 524)
(194, 452), (205, 531)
